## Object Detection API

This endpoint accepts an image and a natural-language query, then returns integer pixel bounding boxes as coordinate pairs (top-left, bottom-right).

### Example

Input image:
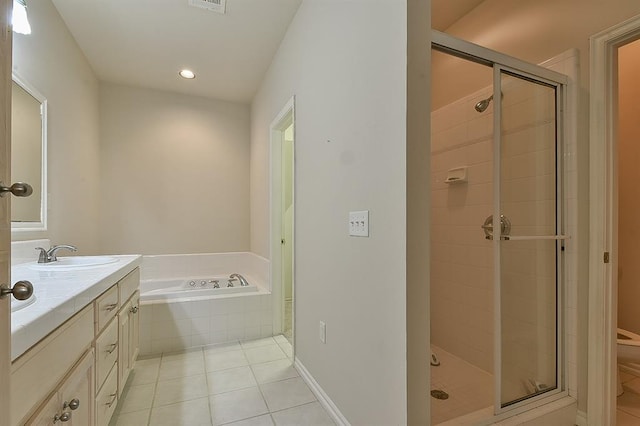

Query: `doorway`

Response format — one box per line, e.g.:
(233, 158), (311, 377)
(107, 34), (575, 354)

(430, 32), (569, 425)
(270, 97), (295, 349)
(588, 14), (640, 425)
(589, 14), (640, 426)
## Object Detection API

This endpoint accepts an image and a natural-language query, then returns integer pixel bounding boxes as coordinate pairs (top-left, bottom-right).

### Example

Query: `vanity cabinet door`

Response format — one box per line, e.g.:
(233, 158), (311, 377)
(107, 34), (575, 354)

(26, 392), (60, 426)
(59, 350), (95, 426)
(26, 350), (95, 426)
(117, 299), (131, 397)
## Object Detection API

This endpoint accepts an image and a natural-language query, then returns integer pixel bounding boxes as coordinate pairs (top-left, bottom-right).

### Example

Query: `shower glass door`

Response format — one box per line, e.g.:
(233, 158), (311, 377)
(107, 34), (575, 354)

(493, 65), (563, 410)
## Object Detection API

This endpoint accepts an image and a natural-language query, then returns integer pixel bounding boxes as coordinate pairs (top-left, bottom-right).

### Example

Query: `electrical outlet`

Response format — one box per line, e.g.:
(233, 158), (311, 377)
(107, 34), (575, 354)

(349, 210), (369, 237)
(319, 321), (326, 344)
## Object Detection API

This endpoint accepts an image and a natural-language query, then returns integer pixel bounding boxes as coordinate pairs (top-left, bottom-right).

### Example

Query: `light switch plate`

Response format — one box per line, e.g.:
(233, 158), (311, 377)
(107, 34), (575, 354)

(349, 210), (369, 237)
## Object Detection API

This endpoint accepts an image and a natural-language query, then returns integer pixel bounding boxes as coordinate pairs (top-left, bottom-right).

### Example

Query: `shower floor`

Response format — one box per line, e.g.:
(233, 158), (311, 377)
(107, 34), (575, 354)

(431, 345), (493, 425)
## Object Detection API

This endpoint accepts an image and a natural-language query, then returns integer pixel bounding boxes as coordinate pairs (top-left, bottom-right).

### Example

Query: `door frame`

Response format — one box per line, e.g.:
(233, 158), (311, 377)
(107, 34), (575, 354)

(0, 0), (12, 423)
(270, 96), (295, 350)
(588, 13), (640, 426)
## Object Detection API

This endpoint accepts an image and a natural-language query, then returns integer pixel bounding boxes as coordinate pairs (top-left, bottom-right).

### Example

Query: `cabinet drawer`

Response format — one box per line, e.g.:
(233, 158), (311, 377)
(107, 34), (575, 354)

(118, 268), (139, 306)
(95, 318), (118, 394)
(95, 286), (119, 334)
(95, 364), (118, 426)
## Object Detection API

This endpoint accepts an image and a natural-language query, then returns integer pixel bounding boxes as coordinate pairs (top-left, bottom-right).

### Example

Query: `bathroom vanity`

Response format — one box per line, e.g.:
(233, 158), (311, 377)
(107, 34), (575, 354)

(9, 255), (141, 426)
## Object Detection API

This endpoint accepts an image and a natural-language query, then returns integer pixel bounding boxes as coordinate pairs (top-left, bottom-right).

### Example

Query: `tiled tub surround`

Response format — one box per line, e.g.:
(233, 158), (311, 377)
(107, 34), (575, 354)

(10, 253), (142, 359)
(139, 252), (272, 356)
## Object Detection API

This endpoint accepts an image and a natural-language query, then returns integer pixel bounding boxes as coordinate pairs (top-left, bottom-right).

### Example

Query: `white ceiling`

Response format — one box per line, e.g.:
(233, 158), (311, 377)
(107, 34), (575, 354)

(51, 0), (302, 103)
(432, 0), (485, 31)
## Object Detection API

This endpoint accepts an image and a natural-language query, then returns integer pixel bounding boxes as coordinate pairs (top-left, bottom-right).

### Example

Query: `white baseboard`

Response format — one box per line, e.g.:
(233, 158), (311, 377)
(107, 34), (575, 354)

(575, 410), (587, 426)
(294, 357), (350, 426)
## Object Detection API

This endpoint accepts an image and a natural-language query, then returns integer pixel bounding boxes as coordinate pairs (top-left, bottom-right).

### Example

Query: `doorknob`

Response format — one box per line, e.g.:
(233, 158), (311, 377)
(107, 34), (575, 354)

(0, 182), (33, 197)
(0, 280), (34, 300)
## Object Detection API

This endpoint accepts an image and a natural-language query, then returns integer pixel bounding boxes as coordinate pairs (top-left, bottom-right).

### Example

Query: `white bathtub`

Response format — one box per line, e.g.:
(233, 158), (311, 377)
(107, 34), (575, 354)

(141, 276), (259, 302)
(138, 252), (272, 356)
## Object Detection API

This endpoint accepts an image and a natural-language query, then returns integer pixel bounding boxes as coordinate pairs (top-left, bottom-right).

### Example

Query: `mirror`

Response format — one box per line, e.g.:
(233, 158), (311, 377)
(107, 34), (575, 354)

(11, 75), (47, 232)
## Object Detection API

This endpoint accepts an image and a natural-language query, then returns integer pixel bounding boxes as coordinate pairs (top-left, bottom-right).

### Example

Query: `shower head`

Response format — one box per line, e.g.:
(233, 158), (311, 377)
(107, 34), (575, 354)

(474, 95), (493, 113)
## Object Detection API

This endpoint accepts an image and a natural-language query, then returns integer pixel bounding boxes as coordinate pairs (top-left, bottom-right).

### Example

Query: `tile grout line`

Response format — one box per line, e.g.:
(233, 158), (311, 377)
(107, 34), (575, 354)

(244, 341), (275, 425)
(199, 346), (216, 426)
(146, 352), (163, 426)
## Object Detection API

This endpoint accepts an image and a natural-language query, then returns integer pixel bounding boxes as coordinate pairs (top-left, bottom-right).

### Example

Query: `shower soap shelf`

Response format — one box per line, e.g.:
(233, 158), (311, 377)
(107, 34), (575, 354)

(445, 166), (468, 184)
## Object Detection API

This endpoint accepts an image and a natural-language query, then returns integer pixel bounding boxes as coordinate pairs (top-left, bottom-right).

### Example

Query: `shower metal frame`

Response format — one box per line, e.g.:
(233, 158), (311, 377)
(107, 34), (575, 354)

(431, 30), (570, 423)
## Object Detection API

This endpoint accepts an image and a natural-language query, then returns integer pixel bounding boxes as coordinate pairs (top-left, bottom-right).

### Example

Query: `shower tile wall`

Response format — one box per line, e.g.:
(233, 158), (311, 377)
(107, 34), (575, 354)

(431, 89), (495, 374)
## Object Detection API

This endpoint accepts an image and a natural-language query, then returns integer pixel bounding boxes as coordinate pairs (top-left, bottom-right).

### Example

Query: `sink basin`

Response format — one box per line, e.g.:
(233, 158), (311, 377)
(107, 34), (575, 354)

(11, 294), (36, 312)
(29, 256), (119, 271)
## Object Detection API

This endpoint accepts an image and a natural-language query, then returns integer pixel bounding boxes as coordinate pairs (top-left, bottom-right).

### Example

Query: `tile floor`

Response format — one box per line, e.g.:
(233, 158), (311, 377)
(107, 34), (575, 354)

(109, 335), (334, 426)
(617, 370), (640, 425)
(430, 345), (493, 425)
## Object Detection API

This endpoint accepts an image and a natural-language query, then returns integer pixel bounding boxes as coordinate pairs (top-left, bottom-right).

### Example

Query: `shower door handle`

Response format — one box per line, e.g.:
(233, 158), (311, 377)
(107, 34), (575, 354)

(481, 214), (511, 240)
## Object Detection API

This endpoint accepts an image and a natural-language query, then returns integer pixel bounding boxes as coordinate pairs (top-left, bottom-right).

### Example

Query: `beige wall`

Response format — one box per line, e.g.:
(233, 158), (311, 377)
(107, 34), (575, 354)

(617, 39), (640, 335)
(12, 0), (101, 253)
(406, 0), (431, 423)
(98, 83), (250, 255)
(250, 0), (408, 423)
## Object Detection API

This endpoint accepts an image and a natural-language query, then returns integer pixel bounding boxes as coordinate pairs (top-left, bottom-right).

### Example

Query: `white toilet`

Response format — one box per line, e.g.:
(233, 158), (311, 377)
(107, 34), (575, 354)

(617, 327), (640, 395)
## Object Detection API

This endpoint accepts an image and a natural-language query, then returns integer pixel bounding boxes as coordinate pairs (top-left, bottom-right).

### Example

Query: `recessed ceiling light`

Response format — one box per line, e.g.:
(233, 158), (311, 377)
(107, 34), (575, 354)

(179, 69), (196, 79)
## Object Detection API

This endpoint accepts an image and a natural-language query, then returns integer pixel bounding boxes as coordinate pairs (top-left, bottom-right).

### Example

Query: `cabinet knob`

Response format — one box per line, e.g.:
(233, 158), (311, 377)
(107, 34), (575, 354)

(0, 280), (33, 300)
(53, 411), (71, 423)
(130, 306), (138, 314)
(64, 398), (80, 410)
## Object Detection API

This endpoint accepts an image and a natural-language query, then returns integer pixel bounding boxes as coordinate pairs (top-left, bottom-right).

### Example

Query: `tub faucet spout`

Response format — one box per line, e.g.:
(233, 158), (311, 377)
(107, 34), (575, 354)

(229, 273), (249, 287)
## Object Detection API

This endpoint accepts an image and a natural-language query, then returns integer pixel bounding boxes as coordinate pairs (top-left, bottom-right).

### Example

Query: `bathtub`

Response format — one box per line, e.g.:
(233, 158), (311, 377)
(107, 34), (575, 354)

(138, 252), (272, 356)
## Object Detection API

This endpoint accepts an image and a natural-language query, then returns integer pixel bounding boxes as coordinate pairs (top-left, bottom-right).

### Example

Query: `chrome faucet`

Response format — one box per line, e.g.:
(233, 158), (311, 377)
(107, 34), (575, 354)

(35, 245), (78, 263)
(229, 273), (249, 287)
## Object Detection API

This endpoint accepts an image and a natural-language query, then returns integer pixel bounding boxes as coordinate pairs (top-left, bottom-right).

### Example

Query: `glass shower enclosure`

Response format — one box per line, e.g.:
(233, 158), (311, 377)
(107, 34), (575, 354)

(432, 32), (568, 420)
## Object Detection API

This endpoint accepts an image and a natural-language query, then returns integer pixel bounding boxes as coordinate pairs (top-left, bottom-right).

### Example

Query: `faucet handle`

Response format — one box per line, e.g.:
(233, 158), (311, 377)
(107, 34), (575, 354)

(34, 247), (49, 263)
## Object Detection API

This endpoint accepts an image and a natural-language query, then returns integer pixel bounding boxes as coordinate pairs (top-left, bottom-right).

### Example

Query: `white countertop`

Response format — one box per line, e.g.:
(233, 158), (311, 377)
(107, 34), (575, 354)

(10, 255), (142, 361)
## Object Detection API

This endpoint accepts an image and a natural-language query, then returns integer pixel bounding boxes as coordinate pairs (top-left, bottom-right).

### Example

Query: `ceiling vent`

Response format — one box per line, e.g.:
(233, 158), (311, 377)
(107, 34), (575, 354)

(188, 0), (226, 14)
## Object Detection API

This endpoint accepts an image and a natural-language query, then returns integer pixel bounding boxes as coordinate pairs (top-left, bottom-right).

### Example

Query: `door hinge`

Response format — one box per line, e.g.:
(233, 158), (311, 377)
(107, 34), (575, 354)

(604, 252), (610, 264)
